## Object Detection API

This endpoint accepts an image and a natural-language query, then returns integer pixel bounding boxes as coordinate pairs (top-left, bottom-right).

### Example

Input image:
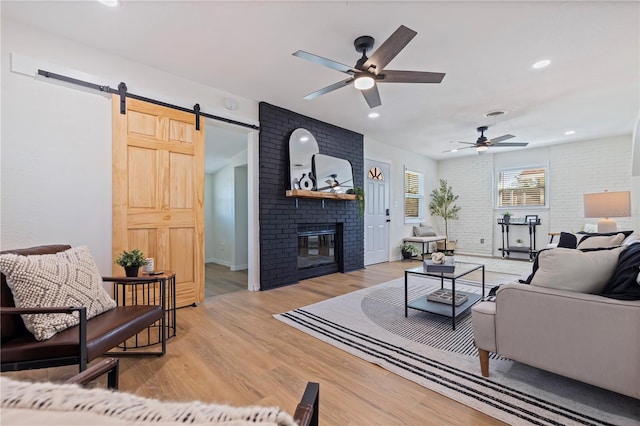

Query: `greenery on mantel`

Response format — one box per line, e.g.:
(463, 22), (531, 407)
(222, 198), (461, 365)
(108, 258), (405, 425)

(349, 186), (365, 219)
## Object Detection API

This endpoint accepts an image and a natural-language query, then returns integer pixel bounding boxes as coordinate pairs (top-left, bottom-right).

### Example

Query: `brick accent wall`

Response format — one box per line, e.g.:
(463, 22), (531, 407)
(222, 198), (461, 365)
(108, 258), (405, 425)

(438, 135), (634, 256)
(258, 102), (364, 290)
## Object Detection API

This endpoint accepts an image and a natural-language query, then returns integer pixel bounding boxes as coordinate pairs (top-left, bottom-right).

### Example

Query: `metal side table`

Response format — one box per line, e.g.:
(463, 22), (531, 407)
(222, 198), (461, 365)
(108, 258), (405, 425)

(103, 272), (176, 355)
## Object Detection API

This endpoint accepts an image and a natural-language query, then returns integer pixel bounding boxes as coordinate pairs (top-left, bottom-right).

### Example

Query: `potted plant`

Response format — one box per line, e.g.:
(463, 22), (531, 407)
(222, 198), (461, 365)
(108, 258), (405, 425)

(399, 242), (420, 260)
(516, 238), (524, 247)
(114, 249), (147, 277)
(428, 179), (461, 252)
(502, 211), (511, 224)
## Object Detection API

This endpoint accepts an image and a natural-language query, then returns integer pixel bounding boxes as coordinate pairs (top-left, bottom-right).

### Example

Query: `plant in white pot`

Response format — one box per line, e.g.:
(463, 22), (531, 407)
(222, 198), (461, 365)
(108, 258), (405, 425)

(428, 179), (461, 254)
(114, 249), (147, 277)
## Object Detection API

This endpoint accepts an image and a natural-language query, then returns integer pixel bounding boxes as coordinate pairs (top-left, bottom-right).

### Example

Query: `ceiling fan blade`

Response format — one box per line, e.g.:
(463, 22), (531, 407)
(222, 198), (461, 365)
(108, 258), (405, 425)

(450, 141), (475, 145)
(488, 134), (515, 144)
(363, 25), (417, 73)
(303, 78), (353, 100)
(443, 146), (474, 153)
(293, 50), (356, 75)
(361, 84), (382, 108)
(492, 142), (529, 147)
(378, 70), (445, 84)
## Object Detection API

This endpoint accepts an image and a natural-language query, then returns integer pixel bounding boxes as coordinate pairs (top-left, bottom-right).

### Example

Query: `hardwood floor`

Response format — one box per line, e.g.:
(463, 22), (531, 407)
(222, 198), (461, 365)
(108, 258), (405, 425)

(4, 260), (510, 425)
(204, 262), (247, 298)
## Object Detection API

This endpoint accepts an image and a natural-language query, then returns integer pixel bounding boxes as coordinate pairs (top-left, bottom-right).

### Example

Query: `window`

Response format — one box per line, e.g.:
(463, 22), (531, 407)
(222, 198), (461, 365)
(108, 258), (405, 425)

(497, 167), (547, 208)
(404, 169), (424, 222)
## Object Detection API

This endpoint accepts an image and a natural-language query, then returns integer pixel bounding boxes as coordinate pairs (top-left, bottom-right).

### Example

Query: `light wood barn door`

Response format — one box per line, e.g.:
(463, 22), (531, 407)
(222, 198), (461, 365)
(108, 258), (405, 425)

(112, 97), (204, 307)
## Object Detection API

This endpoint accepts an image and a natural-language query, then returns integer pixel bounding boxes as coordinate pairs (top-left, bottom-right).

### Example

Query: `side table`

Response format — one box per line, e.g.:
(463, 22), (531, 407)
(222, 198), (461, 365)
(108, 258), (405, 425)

(103, 272), (176, 356)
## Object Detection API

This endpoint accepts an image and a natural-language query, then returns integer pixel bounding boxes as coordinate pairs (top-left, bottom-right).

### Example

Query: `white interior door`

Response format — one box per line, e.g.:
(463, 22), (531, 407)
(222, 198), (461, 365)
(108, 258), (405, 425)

(364, 159), (390, 265)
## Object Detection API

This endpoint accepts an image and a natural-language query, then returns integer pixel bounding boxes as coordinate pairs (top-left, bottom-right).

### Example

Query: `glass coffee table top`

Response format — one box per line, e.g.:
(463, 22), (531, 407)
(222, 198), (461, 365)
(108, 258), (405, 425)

(405, 261), (484, 279)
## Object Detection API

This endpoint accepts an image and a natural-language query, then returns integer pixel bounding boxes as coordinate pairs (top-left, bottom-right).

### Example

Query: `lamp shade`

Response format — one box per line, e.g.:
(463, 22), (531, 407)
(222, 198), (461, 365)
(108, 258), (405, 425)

(583, 191), (631, 233)
(583, 191), (631, 218)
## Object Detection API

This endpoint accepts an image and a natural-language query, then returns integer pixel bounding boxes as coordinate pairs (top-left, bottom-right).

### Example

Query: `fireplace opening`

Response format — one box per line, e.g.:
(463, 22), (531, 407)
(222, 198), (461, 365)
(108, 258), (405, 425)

(297, 223), (342, 279)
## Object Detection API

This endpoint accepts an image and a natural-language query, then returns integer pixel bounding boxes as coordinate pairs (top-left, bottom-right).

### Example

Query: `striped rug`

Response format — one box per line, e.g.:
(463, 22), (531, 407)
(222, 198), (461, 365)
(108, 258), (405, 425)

(275, 277), (638, 426)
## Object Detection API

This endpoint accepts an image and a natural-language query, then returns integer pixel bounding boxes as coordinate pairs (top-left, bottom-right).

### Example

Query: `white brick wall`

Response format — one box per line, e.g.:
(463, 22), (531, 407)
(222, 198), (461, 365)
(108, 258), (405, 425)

(549, 135), (633, 233)
(437, 134), (635, 256)
(438, 154), (495, 256)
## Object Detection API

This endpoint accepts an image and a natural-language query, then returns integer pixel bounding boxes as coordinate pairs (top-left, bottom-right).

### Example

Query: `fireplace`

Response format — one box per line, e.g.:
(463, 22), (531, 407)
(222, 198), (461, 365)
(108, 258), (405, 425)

(297, 223), (342, 280)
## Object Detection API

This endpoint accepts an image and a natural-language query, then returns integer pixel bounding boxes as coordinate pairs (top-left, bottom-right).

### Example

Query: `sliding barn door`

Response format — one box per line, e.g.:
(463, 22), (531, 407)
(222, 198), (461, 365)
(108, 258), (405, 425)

(112, 97), (204, 307)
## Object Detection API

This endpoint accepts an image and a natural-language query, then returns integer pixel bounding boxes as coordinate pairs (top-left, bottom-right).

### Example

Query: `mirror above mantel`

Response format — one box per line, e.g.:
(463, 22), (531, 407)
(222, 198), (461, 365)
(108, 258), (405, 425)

(289, 128), (319, 191)
(287, 128), (356, 200)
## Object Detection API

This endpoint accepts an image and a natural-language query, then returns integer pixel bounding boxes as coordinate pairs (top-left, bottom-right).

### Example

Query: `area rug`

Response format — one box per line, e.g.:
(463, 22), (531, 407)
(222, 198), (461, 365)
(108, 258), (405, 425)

(451, 254), (533, 277)
(275, 277), (639, 426)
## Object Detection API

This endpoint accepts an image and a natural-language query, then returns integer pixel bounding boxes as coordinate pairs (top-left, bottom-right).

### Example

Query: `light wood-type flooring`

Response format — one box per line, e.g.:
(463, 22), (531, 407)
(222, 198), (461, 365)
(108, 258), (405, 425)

(5, 259), (516, 425)
(204, 262), (247, 298)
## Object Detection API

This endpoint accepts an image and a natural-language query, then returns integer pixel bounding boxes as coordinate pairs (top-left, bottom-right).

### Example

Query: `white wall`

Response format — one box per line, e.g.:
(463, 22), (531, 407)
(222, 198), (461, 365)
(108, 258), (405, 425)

(208, 150), (248, 268)
(233, 165), (249, 270)
(438, 134), (636, 257)
(0, 19), (257, 275)
(364, 137), (439, 260)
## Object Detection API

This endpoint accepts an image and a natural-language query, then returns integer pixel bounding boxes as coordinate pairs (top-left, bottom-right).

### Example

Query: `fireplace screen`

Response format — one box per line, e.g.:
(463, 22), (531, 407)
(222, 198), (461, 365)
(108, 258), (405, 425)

(298, 227), (336, 270)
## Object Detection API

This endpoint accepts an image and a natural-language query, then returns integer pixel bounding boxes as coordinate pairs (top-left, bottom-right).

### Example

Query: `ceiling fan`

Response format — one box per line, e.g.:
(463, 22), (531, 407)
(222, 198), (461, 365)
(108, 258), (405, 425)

(443, 126), (529, 153)
(292, 25), (445, 109)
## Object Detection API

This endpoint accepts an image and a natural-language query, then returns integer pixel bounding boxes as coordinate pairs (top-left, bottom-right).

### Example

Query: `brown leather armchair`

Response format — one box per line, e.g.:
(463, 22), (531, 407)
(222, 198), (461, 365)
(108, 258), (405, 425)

(1, 244), (164, 373)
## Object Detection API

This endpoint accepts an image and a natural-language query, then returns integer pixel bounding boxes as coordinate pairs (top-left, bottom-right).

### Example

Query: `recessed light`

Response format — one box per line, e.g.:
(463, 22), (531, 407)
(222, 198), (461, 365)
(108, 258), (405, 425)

(564, 130), (576, 135)
(532, 59), (551, 69)
(98, 0), (119, 6)
(368, 112), (380, 119)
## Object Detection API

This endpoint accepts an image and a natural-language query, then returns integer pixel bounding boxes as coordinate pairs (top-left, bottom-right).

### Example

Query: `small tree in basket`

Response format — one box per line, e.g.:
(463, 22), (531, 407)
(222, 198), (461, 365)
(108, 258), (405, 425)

(428, 179), (461, 252)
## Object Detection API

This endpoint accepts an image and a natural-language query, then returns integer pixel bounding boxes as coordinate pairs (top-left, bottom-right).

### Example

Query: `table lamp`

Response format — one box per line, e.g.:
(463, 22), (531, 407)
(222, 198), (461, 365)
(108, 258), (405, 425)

(583, 191), (631, 232)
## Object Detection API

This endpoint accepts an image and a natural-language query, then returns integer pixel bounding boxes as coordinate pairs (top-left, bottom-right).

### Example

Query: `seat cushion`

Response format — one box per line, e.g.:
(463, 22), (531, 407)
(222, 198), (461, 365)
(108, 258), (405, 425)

(1, 305), (164, 363)
(0, 246), (116, 341)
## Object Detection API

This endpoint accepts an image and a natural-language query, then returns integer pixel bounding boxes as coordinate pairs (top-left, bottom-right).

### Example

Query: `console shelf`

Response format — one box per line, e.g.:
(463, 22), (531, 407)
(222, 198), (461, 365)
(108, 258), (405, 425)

(285, 189), (356, 200)
(497, 218), (541, 261)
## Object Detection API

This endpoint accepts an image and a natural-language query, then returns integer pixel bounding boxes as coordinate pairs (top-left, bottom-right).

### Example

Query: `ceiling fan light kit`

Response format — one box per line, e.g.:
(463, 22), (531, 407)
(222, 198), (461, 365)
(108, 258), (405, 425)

(354, 73), (375, 90)
(293, 25), (445, 108)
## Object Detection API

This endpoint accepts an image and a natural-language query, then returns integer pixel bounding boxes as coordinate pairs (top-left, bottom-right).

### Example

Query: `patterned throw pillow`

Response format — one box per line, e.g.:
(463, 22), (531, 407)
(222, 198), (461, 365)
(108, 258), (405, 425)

(0, 246), (116, 341)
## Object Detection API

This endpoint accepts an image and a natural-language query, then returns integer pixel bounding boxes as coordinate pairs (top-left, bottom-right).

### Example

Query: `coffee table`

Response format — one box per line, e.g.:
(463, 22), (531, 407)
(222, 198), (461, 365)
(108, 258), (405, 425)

(404, 261), (485, 330)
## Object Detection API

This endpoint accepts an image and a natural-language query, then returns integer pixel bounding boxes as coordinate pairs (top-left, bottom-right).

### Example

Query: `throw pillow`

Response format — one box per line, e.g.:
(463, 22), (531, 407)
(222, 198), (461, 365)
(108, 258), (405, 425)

(530, 246), (626, 294)
(413, 226), (436, 237)
(0, 246), (116, 341)
(557, 232), (578, 249)
(577, 233), (625, 249)
(600, 242), (640, 300)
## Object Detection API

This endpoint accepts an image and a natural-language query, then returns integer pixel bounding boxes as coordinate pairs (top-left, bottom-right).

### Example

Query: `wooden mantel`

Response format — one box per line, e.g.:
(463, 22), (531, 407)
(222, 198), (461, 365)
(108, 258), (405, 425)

(285, 189), (357, 200)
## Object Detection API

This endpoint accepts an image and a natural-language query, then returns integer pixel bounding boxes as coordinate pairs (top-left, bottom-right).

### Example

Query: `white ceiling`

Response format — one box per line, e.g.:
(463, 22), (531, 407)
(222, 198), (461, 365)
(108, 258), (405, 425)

(3, 1), (638, 161)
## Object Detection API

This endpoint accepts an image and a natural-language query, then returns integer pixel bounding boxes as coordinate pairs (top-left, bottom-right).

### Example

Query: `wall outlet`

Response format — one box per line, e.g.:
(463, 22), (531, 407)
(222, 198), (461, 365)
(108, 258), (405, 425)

(480, 238), (485, 244)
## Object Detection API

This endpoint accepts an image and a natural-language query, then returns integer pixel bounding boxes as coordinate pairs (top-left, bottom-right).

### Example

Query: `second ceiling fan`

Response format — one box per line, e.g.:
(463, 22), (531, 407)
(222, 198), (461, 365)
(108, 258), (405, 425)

(293, 25), (445, 109)
(444, 126), (529, 153)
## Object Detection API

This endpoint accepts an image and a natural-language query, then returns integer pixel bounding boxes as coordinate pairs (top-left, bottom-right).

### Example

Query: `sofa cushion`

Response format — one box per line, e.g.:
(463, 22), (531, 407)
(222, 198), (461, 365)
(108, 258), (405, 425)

(557, 232), (578, 249)
(530, 246), (626, 294)
(0, 246), (116, 341)
(0, 377), (295, 426)
(600, 242), (640, 300)
(413, 225), (437, 237)
(557, 230), (632, 249)
(577, 232), (625, 249)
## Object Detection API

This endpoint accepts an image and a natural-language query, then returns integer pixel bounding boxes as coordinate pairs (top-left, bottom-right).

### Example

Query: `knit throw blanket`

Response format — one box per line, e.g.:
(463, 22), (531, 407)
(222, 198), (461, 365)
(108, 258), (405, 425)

(0, 377), (295, 425)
